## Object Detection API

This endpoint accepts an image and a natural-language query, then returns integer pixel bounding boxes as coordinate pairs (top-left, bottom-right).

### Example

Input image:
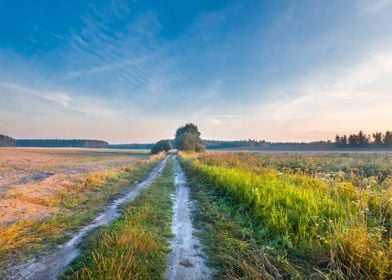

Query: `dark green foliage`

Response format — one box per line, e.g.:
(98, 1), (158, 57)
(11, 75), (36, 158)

(175, 123), (205, 152)
(151, 140), (172, 154)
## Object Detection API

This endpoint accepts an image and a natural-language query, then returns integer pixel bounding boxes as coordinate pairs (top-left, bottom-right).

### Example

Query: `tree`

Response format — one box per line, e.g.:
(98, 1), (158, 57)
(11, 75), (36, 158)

(340, 135), (347, 145)
(175, 123), (205, 152)
(335, 135), (347, 146)
(151, 140), (172, 154)
(384, 131), (392, 145)
(335, 135), (340, 145)
(358, 130), (369, 145)
(348, 134), (359, 146)
(372, 132), (383, 145)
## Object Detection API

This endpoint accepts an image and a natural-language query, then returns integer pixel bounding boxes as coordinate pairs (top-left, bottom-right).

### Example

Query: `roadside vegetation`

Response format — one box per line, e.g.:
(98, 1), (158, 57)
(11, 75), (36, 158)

(0, 153), (164, 274)
(180, 152), (392, 279)
(62, 157), (174, 279)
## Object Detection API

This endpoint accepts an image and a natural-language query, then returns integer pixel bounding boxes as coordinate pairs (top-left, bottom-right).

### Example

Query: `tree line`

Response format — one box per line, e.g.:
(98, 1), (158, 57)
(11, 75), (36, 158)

(335, 130), (392, 147)
(0, 134), (109, 148)
(109, 143), (154, 149)
(16, 139), (109, 148)
(0, 134), (16, 146)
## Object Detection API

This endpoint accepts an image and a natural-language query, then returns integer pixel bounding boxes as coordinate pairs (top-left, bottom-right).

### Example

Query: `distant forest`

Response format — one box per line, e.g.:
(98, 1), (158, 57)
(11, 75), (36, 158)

(335, 130), (392, 147)
(108, 143), (154, 149)
(16, 139), (109, 148)
(204, 130), (392, 149)
(1, 130), (392, 149)
(0, 134), (108, 148)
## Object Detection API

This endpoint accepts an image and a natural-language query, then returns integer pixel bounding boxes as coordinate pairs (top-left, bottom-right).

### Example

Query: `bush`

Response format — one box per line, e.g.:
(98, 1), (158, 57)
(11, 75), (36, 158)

(150, 140), (172, 154)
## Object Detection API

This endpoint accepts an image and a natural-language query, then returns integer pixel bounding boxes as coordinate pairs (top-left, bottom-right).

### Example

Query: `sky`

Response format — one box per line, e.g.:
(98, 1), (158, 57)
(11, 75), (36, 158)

(0, 0), (392, 143)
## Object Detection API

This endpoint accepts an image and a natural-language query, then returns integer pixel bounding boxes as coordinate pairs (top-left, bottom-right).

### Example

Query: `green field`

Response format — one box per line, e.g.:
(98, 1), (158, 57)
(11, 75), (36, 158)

(180, 152), (392, 279)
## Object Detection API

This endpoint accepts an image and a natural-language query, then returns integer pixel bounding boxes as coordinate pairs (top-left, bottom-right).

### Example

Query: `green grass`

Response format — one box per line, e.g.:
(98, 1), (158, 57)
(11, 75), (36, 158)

(181, 152), (391, 279)
(0, 157), (160, 273)
(62, 157), (174, 279)
(182, 160), (299, 279)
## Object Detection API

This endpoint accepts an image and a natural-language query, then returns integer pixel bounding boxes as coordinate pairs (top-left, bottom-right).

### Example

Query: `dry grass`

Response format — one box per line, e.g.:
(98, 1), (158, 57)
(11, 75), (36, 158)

(0, 148), (149, 224)
(0, 148), (160, 272)
(63, 157), (174, 279)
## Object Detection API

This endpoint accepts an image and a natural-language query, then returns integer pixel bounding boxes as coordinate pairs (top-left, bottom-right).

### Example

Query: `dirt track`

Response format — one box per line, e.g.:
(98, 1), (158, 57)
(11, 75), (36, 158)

(166, 158), (212, 280)
(6, 156), (168, 280)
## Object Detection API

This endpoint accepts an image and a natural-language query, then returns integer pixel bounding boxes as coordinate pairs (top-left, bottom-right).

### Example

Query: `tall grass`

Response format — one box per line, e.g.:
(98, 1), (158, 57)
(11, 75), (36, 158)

(182, 152), (391, 279)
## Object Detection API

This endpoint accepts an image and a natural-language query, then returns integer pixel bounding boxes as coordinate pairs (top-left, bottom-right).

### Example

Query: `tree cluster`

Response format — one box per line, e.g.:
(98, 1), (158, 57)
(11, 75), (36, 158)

(175, 123), (205, 152)
(335, 130), (392, 146)
(150, 140), (172, 154)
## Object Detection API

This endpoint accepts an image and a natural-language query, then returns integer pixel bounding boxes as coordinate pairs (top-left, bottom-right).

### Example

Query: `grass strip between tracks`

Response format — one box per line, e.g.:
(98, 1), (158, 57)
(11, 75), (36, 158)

(62, 157), (174, 279)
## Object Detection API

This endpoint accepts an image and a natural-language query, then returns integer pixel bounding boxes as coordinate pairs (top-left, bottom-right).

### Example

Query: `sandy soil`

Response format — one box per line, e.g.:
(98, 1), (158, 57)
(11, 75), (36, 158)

(166, 158), (212, 280)
(6, 156), (168, 280)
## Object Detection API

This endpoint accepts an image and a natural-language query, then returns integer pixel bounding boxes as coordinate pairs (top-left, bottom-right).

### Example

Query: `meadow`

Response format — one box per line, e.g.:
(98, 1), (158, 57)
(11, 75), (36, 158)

(0, 148), (161, 275)
(1, 148), (391, 279)
(180, 152), (392, 279)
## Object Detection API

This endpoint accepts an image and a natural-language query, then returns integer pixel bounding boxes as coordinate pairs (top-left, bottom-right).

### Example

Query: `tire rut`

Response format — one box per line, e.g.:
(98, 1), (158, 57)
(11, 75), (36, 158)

(166, 157), (212, 280)
(6, 157), (169, 280)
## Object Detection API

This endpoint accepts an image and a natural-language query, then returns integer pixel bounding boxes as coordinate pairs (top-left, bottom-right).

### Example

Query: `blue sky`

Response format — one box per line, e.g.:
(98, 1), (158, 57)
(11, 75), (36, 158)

(1, 0), (392, 143)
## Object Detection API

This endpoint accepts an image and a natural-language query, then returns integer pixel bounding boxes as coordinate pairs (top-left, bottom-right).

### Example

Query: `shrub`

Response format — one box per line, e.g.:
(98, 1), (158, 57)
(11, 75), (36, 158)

(150, 140), (172, 154)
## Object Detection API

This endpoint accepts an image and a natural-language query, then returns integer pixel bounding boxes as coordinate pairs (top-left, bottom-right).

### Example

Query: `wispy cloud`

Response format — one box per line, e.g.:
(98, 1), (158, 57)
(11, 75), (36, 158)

(2, 83), (72, 107)
(1, 0), (392, 142)
(247, 49), (392, 138)
(0, 83), (116, 118)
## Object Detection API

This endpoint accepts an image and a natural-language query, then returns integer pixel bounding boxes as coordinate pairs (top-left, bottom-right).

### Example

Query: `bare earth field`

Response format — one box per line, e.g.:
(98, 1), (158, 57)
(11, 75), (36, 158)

(0, 148), (148, 225)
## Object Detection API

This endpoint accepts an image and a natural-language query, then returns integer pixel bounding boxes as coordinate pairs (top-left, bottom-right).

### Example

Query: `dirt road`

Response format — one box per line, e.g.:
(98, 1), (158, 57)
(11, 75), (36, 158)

(166, 158), (212, 280)
(6, 156), (168, 280)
